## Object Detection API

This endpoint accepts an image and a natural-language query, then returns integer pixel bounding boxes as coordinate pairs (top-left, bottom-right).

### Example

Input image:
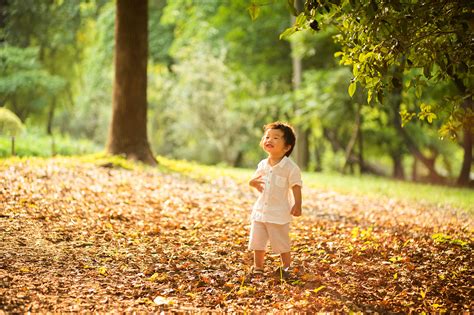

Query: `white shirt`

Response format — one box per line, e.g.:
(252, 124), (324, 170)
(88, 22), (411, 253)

(251, 156), (302, 224)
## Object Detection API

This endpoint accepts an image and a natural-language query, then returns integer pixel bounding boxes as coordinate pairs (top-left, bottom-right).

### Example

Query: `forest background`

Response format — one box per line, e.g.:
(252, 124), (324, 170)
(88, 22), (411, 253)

(1, 0), (473, 312)
(0, 0), (473, 187)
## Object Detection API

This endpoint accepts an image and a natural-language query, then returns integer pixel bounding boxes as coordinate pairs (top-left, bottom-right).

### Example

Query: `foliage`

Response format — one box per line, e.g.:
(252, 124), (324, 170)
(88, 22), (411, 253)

(0, 0), (468, 183)
(55, 2), (114, 144)
(0, 158), (472, 312)
(0, 107), (25, 137)
(279, 0), (473, 137)
(0, 45), (66, 120)
(149, 1), (175, 66)
(162, 0), (292, 87)
(2, 0), (85, 125)
(149, 43), (261, 166)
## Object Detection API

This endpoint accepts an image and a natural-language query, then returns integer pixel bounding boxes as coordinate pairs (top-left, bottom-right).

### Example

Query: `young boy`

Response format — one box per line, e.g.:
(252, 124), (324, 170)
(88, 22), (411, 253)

(248, 121), (302, 279)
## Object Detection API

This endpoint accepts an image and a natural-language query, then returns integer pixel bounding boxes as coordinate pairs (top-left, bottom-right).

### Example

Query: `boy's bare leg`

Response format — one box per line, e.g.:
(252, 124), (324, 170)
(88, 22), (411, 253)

(280, 252), (291, 269)
(254, 250), (265, 269)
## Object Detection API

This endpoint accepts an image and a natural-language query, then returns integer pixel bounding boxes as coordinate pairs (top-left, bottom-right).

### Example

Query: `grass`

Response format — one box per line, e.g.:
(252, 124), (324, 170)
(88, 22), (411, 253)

(156, 156), (474, 214)
(303, 172), (474, 213)
(0, 134), (101, 158)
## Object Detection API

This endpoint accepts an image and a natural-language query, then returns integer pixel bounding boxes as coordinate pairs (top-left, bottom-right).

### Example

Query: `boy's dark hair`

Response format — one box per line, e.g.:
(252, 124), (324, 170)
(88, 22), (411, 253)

(262, 121), (296, 157)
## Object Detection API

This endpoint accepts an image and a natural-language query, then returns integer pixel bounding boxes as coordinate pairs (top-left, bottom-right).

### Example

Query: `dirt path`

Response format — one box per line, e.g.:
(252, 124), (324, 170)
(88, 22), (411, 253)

(1, 159), (472, 312)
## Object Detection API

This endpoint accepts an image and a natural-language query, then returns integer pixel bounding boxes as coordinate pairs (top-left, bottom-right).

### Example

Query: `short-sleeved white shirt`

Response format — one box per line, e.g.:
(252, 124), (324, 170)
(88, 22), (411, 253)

(251, 156), (302, 224)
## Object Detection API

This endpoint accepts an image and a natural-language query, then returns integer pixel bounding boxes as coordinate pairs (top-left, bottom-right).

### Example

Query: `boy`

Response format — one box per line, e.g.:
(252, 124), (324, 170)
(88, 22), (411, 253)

(248, 121), (302, 279)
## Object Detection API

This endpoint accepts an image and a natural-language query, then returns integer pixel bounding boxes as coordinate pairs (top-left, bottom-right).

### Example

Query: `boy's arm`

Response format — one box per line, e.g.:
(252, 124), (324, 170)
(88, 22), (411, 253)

(290, 185), (302, 216)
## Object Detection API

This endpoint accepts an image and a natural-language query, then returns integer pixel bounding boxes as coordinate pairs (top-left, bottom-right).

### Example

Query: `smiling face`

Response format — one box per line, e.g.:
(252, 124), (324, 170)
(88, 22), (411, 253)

(261, 128), (291, 158)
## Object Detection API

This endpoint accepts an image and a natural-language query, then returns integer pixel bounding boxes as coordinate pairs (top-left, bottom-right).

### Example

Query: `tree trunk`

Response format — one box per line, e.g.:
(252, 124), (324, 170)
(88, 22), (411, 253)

(412, 157), (418, 181)
(358, 105), (365, 174)
(343, 102), (361, 173)
(233, 150), (244, 168)
(457, 124), (473, 186)
(390, 66), (444, 183)
(314, 144), (323, 172)
(456, 97), (473, 186)
(391, 152), (405, 179)
(46, 97), (56, 135)
(323, 127), (386, 176)
(11, 136), (15, 156)
(295, 128), (310, 170)
(290, 0), (309, 170)
(451, 72), (473, 186)
(106, 0), (156, 165)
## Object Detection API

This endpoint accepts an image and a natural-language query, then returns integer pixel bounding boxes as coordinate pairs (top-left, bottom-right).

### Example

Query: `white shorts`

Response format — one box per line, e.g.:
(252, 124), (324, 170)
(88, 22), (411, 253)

(248, 221), (291, 254)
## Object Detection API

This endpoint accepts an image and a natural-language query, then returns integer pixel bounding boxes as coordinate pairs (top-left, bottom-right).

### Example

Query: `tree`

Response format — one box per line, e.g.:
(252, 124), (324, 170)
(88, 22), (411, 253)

(3, 0), (84, 134)
(0, 45), (65, 121)
(0, 107), (24, 155)
(278, 0), (473, 185)
(106, 0), (156, 165)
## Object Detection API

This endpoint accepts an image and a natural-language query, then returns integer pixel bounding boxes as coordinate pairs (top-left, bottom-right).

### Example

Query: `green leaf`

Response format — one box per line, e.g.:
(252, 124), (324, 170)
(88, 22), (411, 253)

(348, 81), (357, 97)
(247, 3), (261, 21)
(415, 85), (422, 98)
(353, 64), (359, 77)
(427, 113), (437, 123)
(295, 12), (306, 26)
(279, 27), (297, 40)
(367, 89), (373, 104)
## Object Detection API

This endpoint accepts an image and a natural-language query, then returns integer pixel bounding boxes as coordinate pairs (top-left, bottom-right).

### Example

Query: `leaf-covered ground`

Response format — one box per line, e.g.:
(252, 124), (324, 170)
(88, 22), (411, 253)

(1, 158), (472, 312)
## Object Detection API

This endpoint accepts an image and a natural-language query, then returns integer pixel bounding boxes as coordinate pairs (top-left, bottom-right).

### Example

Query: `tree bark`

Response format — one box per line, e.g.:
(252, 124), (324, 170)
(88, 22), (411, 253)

(290, 0), (309, 170)
(358, 105), (365, 174)
(323, 127), (386, 176)
(314, 142), (323, 172)
(449, 73), (472, 186)
(390, 66), (444, 183)
(46, 97), (56, 135)
(391, 152), (405, 180)
(343, 102), (361, 173)
(411, 157), (418, 181)
(456, 97), (473, 186)
(457, 123), (473, 186)
(106, 0), (156, 165)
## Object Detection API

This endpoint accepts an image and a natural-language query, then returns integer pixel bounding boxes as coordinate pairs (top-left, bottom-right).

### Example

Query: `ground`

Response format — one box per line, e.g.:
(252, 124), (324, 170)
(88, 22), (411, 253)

(0, 158), (472, 312)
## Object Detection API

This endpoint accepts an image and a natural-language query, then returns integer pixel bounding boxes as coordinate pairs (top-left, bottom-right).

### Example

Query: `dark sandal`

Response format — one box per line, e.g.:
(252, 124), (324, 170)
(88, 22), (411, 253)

(250, 266), (264, 276)
(274, 266), (291, 280)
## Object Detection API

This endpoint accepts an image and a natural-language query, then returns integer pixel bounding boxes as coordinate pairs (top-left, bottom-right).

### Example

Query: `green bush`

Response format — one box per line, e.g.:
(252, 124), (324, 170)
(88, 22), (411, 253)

(0, 132), (102, 157)
(0, 107), (25, 137)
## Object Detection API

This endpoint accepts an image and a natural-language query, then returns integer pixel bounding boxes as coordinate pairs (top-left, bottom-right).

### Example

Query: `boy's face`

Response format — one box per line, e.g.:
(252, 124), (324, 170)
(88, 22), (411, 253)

(262, 128), (291, 157)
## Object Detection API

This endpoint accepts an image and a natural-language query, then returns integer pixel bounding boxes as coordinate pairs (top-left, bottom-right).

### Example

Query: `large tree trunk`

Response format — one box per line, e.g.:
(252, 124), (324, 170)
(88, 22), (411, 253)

(106, 0), (156, 165)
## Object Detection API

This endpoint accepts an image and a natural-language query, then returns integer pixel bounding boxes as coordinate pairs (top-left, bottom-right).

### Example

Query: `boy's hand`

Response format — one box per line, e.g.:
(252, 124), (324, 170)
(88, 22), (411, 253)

(290, 204), (302, 217)
(249, 175), (264, 192)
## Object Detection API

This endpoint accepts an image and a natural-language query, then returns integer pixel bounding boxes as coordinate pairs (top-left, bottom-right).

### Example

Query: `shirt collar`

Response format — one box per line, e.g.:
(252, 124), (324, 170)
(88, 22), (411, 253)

(266, 156), (288, 168)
